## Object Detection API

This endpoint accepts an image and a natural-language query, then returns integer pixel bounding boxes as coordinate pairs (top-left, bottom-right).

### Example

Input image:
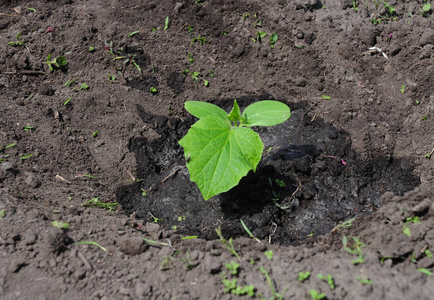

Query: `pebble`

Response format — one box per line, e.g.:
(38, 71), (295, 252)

(24, 173), (41, 188)
(1, 162), (14, 171)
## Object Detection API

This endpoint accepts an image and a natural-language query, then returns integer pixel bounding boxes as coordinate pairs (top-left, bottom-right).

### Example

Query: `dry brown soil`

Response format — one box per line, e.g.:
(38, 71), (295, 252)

(1, 0), (434, 299)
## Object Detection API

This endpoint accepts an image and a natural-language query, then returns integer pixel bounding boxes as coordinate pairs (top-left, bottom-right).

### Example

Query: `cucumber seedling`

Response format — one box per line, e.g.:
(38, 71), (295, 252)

(45, 54), (67, 72)
(179, 100), (290, 200)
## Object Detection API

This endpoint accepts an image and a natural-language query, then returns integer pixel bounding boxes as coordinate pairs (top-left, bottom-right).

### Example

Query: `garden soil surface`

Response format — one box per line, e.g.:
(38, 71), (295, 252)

(1, 0), (434, 299)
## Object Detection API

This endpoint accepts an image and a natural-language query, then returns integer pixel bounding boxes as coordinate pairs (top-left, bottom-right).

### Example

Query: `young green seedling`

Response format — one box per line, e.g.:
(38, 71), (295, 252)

(252, 31), (267, 43)
(225, 260), (240, 275)
(191, 35), (208, 45)
(188, 52), (195, 64)
(264, 250), (274, 260)
(310, 289), (326, 300)
(216, 226), (241, 261)
(356, 275), (372, 284)
(400, 85), (405, 94)
(88, 46), (95, 52)
(150, 87), (158, 93)
(179, 100), (290, 200)
(52, 220), (69, 229)
(342, 236), (365, 264)
(8, 31), (25, 46)
(127, 30), (139, 38)
(75, 240), (107, 251)
(419, 3), (431, 17)
(260, 266), (288, 300)
(81, 197), (118, 211)
(0, 210), (5, 219)
(269, 33), (278, 48)
(318, 273), (335, 290)
(298, 271), (311, 282)
(45, 54), (68, 72)
(240, 219), (261, 242)
(418, 268), (433, 276)
(149, 213), (163, 223)
(164, 16), (170, 31)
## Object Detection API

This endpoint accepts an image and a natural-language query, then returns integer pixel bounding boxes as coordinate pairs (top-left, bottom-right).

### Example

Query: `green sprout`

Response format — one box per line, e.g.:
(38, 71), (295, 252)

(418, 268), (433, 276)
(75, 240), (107, 251)
(240, 219), (261, 242)
(8, 30), (25, 46)
(150, 86), (158, 93)
(321, 95), (331, 100)
(149, 213), (163, 223)
(63, 97), (71, 105)
(419, 3), (431, 17)
(264, 250), (274, 260)
(191, 35), (208, 45)
(188, 52), (195, 64)
(356, 275), (372, 284)
(269, 33), (278, 48)
(52, 220), (69, 229)
(318, 273), (335, 290)
(252, 31), (267, 43)
(45, 54), (67, 72)
(310, 289), (326, 300)
(20, 154), (33, 161)
(88, 46), (95, 52)
(0, 210), (5, 219)
(81, 197), (118, 211)
(127, 30), (139, 38)
(225, 260), (240, 275)
(342, 236), (365, 264)
(298, 271), (311, 282)
(260, 266), (287, 300)
(92, 131), (99, 138)
(400, 85), (405, 94)
(108, 74), (116, 82)
(351, 0), (359, 10)
(216, 226), (241, 261)
(164, 16), (170, 31)
(63, 78), (77, 87)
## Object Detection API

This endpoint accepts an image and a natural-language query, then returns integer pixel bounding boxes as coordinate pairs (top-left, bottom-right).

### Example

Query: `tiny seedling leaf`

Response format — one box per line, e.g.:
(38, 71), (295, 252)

(52, 220), (69, 229)
(164, 16), (170, 31)
(75, 240), (107, 251)
(240, 219), (261, 242)
(184, 101), (229, 122)
(0, 210), (5, 219)
(264, 250), (273, 260)
(181, 235), (198, 240)
(270, 33), (278, 48)
(418, 268), (433, 276)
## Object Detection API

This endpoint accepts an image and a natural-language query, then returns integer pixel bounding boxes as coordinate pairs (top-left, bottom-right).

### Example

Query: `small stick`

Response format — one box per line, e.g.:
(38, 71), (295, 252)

(55, 174), (71, 184)
(77, 251), (93, 270)
(162, 166), (184, 183)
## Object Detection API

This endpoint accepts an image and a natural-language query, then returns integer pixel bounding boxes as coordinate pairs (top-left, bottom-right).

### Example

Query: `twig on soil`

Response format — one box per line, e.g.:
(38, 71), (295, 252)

(4, 70), (47, 75)
(55, 174), (71, 184)
(0, 13), (17, 17)
(162, 166), (185, 183)
(126, 170), (136, 182)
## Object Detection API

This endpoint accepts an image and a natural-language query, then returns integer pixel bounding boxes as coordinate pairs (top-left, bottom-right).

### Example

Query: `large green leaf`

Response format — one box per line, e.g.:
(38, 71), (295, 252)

(179, 115), (263, 200)
(185, 101), (228, 120)
(241, 100), (291, 127)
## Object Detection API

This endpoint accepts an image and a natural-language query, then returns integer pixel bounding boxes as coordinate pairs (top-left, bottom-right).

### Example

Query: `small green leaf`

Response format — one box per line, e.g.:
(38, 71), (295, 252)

(179, 115), (263, 200)
(227, 100), (243, 122)
(181, 235), (198, 240)
(403, 225), (411, 237)
(75, 240), (107, 251)
(52, 220), (69, 229)
(270, 33), (278, 48)
(0, 210), (5, 219)
(242, 100), (291, 127)
(184, 101), (228, 120)
(264, 250), (273, 260)
(418, 268), (433, 276)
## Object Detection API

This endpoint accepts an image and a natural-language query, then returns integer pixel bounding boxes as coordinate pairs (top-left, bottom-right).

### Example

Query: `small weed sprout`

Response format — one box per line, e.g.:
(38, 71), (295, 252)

(252, 31), (267, 43)
(8, 31), (25, 46)
(419, 3), (431, 17)
(45, 54), (67, 72)
(264, 250), (274, 260)
(127, 30), (139, 38)
(225, 260), (240, 275)
(52, 220), (69, 229)
(149, 213), (163, 223)
(356, 275), (372, 284)
(164, 16), (170, 31)
(309, 289), (326, 300)
(318, 273), (335, 290)
(216, 226), (241, 261)
(191, 35), (208, 45)
(400, 85), (405, 94)
(269, 33), (278, 48)
(342, 236), (366, 264)
(260, 266), (288, 300)
(81, 197), (118, 211)
(150, 86), (158, 93)
(298, 271), (311, 282)
(75, 240), (107, 251)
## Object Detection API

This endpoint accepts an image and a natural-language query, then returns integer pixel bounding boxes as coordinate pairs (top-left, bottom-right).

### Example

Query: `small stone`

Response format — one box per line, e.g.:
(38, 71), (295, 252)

(295, 77), (306, 87)
(420, 29), (434, 46)
(25, 173), (41, 188)
(1, 162), (14, 171)
(146, 222), (160, 236)
(73, 269), (86, 280)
